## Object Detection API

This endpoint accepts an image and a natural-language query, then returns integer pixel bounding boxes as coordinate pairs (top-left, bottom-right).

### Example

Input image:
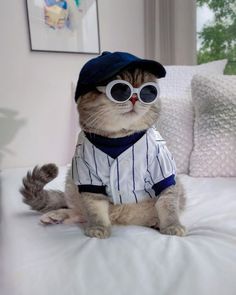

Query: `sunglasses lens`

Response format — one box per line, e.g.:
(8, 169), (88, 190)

(140, 85), (158, 103)
(110, 83), (131, 102)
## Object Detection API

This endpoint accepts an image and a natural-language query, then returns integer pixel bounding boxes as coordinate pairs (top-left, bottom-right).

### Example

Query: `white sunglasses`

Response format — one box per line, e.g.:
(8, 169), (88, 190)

(96, 79), (160, 104)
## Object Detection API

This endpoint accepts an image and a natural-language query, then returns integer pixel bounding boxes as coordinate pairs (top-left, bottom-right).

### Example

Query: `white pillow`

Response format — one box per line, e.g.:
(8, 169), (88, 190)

(159, 59), (227, 98)
(156, 60), (227, 174)
(190, 74), (236, 177)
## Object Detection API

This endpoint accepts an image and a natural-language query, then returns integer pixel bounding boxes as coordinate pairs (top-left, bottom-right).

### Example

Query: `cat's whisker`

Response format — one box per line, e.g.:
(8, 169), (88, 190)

(83, 106), (108, 121)
(83, 108), (112, 127)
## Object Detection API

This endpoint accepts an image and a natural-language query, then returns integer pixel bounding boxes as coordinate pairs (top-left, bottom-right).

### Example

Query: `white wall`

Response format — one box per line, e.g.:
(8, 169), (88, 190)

(0, 0), (145, 169)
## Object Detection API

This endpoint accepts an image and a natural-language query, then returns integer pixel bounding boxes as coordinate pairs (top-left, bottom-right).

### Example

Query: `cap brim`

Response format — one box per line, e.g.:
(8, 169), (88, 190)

(95, 59), (166, 86)
(125, 59), (166, 78)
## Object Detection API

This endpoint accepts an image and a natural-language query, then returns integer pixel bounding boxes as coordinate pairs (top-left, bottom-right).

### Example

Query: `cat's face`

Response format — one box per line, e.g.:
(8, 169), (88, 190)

(77, 69), (161, 137)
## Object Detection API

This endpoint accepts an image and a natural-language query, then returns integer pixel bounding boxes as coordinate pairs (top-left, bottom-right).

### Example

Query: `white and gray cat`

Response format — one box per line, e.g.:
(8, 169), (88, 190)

(20, 68), (186, 238)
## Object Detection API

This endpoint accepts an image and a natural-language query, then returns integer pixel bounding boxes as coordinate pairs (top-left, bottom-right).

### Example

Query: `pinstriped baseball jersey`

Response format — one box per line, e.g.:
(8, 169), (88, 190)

(71, 127), (176, 204)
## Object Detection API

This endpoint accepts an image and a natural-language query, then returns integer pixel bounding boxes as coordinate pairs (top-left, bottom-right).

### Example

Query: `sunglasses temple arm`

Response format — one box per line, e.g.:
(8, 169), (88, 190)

(96, 86), (106, 93)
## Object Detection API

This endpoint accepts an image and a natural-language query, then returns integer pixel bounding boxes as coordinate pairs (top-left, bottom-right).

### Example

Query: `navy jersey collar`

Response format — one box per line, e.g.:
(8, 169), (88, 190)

(84, 131), (146, 159)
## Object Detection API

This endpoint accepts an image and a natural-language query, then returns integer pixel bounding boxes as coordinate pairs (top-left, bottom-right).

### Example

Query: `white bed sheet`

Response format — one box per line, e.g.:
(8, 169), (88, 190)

(1, 166), (236, 295)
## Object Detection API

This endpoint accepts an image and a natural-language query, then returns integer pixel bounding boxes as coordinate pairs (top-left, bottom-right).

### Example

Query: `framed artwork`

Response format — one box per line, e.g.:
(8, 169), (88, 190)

(26, 0), (100, 54)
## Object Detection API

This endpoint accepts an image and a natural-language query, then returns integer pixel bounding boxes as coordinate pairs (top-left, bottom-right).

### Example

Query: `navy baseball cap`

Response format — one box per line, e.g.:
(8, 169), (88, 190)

(74, 51), (166, 102)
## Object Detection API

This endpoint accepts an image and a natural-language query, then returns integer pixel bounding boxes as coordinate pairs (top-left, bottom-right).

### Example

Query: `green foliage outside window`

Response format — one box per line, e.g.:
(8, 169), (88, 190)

(197, 0), (236, 74)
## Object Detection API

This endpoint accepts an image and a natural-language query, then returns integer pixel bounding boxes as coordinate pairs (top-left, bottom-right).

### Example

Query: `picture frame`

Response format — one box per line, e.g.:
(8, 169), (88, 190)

(26, 0), (100, 54)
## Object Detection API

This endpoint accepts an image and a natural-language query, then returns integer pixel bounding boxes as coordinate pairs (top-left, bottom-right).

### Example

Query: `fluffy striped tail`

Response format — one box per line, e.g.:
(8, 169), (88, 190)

(20, 163), (67, 213)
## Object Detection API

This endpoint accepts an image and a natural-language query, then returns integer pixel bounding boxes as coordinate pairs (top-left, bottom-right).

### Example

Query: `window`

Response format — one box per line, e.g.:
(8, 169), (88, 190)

(197, 0), (236, 74)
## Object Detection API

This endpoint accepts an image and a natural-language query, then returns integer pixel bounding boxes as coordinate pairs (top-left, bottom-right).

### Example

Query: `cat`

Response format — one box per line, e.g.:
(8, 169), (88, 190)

(20, 67), (186, 239)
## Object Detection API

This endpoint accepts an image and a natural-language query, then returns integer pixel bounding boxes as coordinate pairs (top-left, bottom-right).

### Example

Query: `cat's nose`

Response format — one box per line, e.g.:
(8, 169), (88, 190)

(130, 94), (138, 105)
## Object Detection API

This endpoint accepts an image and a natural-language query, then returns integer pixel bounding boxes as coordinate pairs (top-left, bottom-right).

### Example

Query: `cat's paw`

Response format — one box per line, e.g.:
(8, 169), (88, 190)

(84, 225), (111, 239)
(40, 210), (68, 225)
(160, 224), (186, 237)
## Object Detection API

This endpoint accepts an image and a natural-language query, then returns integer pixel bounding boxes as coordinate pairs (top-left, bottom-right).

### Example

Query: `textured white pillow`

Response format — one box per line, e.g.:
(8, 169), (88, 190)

(156, 96), (193, 174)
(156, 59), (227, 174)
(190, 74), (236, 177)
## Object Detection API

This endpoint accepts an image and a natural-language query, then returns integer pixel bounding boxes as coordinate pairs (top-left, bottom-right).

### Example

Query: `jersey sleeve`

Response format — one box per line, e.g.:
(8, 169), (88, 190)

(71, 155), (95, 186)
(147, 142), (176, 196)
(71, 135), (107, 195)
(71, 156), (107, 195)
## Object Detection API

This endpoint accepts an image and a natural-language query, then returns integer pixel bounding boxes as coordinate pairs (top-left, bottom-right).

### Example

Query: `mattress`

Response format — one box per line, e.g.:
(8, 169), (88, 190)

(1, 166), (236, 295)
